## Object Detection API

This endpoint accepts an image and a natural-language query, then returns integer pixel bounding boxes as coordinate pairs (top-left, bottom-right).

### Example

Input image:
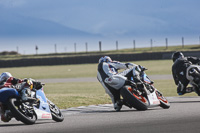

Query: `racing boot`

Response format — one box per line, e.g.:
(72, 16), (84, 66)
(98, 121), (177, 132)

(194, 86), (200, 96)
(114, 100), (123, 112)
(185, 87), (194, 93)
(0, 104), (9, 122)
(1, 110), (11, 122)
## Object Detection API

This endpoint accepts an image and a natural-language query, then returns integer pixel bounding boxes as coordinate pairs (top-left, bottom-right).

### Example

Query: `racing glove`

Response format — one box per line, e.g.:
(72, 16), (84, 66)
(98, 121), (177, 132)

(125, 63), (136, 69)
(33, 81), (42, 90)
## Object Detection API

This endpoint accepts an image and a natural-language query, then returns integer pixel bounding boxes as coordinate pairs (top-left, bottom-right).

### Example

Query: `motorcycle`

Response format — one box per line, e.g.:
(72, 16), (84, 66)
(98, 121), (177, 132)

(120, 68), (170, 111)
(2, 83), (64, 125)
(186, 64), (200, 95)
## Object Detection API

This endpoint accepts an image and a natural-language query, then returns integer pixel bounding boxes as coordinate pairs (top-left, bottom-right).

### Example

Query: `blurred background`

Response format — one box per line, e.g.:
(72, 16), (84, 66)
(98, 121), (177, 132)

(0, 0), (200, 55)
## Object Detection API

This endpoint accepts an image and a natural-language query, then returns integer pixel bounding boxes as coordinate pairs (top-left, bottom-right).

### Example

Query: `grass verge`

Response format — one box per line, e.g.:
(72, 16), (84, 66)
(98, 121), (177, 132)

(0, 59), (197, 109)
(44, 82), (111, 109)
(44, 80), (197, 109)
(0, 59), (173, 79)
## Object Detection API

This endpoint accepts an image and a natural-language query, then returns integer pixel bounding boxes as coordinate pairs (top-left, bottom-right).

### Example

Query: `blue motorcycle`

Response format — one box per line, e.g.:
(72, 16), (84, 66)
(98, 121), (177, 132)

(1, 83), (64, 125)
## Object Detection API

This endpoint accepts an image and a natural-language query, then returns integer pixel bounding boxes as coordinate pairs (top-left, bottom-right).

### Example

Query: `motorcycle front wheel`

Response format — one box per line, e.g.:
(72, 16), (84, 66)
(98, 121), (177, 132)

(120, 86), (148, 111)
(7, 98), (37, 125)
(156, 90), (170, 109)
(47, 100), (64, 122)
(194, 87), (200, 96)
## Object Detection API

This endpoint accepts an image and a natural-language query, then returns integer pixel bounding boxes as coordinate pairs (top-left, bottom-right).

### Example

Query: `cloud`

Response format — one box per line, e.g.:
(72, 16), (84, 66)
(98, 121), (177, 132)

(1, 0), (200, 54)
(0, 0), (200, 38)
(0, 0), (26, 8)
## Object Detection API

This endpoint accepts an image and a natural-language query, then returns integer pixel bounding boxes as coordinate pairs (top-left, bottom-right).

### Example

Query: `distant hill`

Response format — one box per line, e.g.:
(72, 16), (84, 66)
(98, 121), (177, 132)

(0, 13), (101, 38)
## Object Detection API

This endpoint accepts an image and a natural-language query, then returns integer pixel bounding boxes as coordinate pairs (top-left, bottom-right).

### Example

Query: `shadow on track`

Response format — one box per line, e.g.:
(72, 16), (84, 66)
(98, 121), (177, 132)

(169, 101), (200, 103)
(67, 107), (162, 114)
(168, 96), (200, 104)
(0, 120), (56, 127)
(0, 123), (24, 127)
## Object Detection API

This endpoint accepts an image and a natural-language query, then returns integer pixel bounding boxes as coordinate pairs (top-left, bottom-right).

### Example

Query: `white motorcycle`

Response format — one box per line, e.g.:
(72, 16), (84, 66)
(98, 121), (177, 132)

(186, 64), (200, 95)
(120, 70), (170, 110)
(105, 65), (170, 111)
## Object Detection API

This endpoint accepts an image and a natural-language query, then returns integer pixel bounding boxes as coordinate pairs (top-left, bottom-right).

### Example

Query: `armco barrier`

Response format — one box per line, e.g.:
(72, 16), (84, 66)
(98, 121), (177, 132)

(0, 51), (199, 68)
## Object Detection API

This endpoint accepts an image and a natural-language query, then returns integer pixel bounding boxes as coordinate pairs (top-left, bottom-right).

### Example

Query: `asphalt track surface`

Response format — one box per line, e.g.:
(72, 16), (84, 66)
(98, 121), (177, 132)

(0, 75), (199, 133)
(1, 97), (200, 133)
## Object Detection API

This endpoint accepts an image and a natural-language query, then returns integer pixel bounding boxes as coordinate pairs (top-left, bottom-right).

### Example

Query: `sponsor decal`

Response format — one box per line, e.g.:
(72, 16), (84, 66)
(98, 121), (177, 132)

(42, 113), (51, 119)
(153, 101), (160, 104)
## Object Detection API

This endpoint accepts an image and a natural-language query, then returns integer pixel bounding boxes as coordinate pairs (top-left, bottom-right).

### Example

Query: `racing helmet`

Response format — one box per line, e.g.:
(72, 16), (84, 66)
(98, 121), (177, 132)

(172, 51), (184, 62)
(0, 72), (13, 83)
(26, 78), (33, 90)
(99, 56), (112, 63)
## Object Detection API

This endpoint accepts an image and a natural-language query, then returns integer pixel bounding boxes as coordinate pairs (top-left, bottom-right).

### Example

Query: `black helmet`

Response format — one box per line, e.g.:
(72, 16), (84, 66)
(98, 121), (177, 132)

(172, 51), (184, 62)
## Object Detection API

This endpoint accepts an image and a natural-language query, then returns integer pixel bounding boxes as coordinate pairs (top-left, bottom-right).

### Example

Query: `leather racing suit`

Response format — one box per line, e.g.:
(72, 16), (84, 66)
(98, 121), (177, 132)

(172, 56), (200, 95)
(97, 60), (137, 105)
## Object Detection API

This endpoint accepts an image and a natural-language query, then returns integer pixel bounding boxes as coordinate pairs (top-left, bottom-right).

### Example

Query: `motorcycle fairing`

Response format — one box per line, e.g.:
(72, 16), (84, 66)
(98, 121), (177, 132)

(142, 73), (152, 84)
(34, 89), (52, 119)
(147, 91), (160, 107)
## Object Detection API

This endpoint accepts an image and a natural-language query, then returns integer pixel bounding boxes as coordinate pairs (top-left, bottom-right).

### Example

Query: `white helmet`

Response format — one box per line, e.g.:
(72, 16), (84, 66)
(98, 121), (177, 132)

(99, 56), (112, 63)
(0, 72), (12, 83)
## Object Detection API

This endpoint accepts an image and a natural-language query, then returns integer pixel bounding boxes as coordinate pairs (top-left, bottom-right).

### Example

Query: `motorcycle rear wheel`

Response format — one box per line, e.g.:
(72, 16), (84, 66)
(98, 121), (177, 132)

(120, 86), (148, 111)
(7, 98), (37, 125)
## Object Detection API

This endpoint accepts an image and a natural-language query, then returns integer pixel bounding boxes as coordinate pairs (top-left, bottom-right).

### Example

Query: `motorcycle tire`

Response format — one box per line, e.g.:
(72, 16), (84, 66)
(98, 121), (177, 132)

(120, 86), (148, 111)
(48, 100), (64, 122)
(194, 87), (200, 96)
(7, 98), (37, 125)
(156, 90), (170, 109)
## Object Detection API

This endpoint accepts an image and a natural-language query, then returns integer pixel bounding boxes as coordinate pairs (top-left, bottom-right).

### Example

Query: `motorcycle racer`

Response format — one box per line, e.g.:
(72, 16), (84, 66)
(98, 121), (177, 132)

(0, 72), (23, 89)
(97, 56), (144, 111)
(172, 51), (200, 95)
(0, 72), (21, 122)
(0, 72), (41, 122)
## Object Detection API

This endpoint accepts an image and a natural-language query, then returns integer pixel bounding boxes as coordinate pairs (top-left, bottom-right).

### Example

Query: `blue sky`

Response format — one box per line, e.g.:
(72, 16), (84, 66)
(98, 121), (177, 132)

(0, 0), (200, 54)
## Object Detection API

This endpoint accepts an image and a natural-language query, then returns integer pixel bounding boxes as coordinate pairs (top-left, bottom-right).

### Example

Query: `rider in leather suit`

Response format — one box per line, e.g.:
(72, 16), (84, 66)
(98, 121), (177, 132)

(172, 52), (200, 95)
(0, 72), (42, 122)
(0, 72), (22, 122)
(97, 56), (143, 111)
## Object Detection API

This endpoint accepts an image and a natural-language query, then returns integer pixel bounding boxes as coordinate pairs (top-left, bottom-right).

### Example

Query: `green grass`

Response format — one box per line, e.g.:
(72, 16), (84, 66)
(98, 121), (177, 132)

(0, 59), (173, 79)
(153, 79), (197, 97)
(0, 64), (98, 79)
(44, 79), (197, 109)
(0, 59), (196, 109)
(44, 82), (111, 109)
